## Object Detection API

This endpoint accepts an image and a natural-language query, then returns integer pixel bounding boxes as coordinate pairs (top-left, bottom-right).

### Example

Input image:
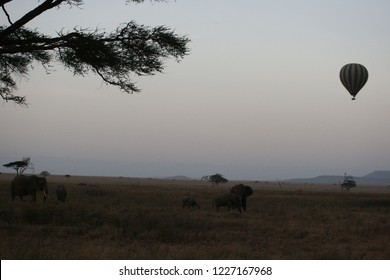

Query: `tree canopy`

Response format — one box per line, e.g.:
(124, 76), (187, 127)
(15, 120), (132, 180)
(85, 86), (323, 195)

(206, 173), (228, 187)
(40, 170), (50, 177)
(0, 0), (190, 105)
(3, 157), (33, 174)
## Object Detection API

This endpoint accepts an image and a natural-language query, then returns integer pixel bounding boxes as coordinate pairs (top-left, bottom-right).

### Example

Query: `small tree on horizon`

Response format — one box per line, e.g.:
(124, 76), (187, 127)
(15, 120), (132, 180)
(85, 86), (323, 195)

(3, 157), (34, 175)
(206, 173), (228, 187)
(40, 170), (50, 177)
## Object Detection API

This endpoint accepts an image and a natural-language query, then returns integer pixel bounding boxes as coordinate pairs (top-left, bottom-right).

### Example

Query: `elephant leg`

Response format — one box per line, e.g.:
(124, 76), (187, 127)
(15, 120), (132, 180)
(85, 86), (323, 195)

(242, 198), (247, 211)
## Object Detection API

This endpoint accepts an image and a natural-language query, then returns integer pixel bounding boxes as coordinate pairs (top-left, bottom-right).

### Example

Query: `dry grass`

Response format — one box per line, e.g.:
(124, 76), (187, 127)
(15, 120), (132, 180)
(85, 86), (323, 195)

(0, 174), (390, 259)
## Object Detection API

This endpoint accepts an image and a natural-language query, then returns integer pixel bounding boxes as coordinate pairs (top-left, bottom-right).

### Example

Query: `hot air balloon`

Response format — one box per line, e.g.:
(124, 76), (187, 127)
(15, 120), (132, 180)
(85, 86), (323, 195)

(339, 63), (368, 100)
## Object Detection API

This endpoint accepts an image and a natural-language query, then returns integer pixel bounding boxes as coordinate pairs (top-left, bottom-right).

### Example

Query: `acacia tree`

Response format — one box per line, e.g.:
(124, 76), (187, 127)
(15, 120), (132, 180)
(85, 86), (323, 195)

(3, 157), (34, 174)
(40, 170), (50, 177)
(207, 173), (228, 187)
(0, 0), (190, 105)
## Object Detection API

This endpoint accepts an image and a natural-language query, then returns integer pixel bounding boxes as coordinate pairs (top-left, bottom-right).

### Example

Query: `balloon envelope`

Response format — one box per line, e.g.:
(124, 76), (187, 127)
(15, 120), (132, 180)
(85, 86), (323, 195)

(339, 63), (368, 100)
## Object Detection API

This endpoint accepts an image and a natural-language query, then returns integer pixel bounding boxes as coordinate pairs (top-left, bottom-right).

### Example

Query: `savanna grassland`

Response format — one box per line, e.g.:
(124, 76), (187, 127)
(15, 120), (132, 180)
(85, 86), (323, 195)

(1, 174), (390, 260)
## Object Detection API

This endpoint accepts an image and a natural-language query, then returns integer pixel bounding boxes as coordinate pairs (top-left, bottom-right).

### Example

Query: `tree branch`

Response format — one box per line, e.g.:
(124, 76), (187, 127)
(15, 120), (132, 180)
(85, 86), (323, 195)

(0, 0), (12, 6)
(1, 4), (12, 24)
(0, 0), (68, 40)
(0, 1), (190, 105)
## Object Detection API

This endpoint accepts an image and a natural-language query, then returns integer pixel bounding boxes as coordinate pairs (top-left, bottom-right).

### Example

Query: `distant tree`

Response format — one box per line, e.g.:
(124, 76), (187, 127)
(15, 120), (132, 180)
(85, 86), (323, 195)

(65, 174), (71, 179)
(0, 0), (190, 105)
(207, 173), (228, 187)
(40, 170), (50, 177)
(340, 173), (357, 192)
(3, 157), (33, 174)
(200, 175), (209, 181)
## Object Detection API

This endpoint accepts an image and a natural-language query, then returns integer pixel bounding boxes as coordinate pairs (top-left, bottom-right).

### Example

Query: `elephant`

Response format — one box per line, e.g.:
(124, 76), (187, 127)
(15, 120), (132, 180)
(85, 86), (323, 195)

(182, 196), (200, 209)
(11, 175), (48, 202)
(56, 184), (67, 202)
(230, 184), (253, 212)
(212, 193), (242, 212)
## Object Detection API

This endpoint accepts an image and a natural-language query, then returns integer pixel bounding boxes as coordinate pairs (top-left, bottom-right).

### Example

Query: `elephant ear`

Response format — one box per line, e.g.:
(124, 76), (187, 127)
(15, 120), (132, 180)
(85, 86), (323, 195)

(245, 186), (253, 196)
(231, 184), (253, 197)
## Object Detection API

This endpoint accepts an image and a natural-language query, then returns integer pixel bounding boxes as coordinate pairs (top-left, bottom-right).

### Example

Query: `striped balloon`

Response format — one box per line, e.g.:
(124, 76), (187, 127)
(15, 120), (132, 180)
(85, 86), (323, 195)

(339, 63), (368, 100)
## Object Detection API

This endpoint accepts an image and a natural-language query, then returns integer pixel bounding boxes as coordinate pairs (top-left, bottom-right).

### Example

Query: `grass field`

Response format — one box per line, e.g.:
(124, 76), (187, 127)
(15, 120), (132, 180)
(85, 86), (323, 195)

(1, 174), (390, 259)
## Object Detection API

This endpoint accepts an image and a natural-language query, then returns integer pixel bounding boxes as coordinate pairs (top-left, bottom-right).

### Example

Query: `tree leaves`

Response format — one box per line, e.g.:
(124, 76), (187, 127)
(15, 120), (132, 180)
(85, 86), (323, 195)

(0, 0), (190, 105)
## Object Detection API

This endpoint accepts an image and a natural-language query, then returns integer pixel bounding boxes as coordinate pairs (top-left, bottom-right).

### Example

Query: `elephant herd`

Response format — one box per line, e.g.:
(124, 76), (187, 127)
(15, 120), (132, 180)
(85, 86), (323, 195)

(10, 175), (252, 213)
(10, 175), (67, 203)
(183, 184), (254, 213)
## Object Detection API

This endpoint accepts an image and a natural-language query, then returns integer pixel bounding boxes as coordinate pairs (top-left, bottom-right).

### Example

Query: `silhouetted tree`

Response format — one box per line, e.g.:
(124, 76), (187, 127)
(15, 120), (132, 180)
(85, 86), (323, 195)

(340, 173), (357, 192)
(207, 173), (228, 187)
(40, 170), (50, 177)
(0, 0), (190, 105)
(3, 157), (33, 174)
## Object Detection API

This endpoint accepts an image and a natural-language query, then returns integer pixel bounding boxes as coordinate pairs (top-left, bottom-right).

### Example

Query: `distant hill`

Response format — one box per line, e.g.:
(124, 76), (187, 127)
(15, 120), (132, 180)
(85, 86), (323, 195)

(285, 171), (390, 185)
(364, 171), (390, 179)
(359, 171), (390, 185)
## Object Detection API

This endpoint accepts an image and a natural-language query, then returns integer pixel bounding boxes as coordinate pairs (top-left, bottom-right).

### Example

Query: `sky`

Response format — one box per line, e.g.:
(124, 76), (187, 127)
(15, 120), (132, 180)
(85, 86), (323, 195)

(1, 0), (390, 180)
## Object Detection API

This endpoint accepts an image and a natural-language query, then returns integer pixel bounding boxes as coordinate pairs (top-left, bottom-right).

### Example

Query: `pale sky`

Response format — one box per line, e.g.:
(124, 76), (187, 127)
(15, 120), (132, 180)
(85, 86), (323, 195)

(1, 0), (390, 180)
